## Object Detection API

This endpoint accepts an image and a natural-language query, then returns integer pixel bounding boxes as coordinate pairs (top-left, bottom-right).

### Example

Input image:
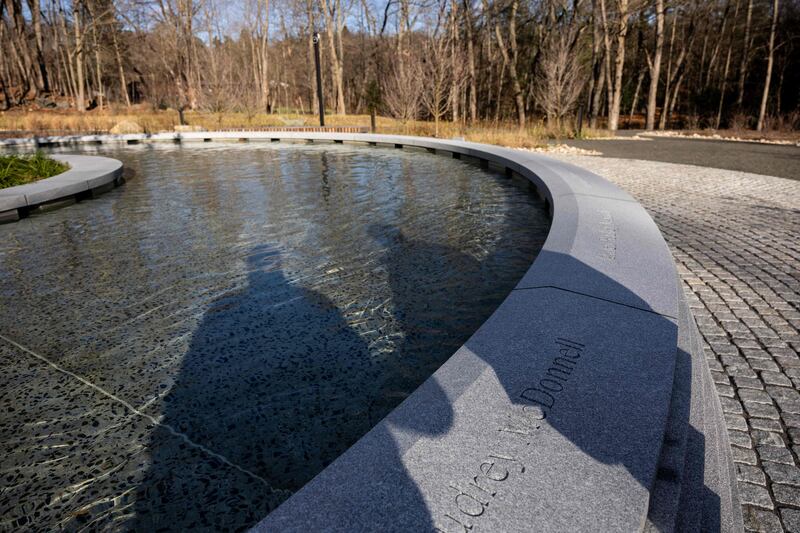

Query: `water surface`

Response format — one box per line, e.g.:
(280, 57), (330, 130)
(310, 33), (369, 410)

(0, 142), (549, 531)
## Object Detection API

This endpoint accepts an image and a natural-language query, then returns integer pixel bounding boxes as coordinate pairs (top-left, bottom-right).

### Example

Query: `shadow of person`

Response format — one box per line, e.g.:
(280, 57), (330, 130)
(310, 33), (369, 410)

(132, 244), (452, 532)
(136, 232), (728, 532)
(419, 247), (722, 531)
(249, 225), (523, 532)
(256, 230), (730, 532)
(361, 223), (521, 418)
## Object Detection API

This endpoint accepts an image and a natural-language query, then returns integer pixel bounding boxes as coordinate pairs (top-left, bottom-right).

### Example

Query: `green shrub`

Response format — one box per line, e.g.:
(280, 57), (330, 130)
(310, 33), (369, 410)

(0, 152), (69, 189)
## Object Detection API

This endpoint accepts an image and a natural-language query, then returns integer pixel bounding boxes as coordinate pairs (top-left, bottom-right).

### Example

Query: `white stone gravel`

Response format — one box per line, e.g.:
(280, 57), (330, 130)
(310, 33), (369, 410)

(519, 144), (602, 156)
(643, 130), (800, 147)
(548, 154), (800, 532)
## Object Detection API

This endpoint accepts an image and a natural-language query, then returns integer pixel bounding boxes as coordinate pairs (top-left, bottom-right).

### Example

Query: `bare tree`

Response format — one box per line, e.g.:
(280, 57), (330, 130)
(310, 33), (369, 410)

(588, 2), (607, 128)
(645, 0), (664, 130)
(73, 0), (85, 110)
(420, 32), (453, 136)
(757, 0), (780, 131)
(534, 30), (586, 129)
(383, 51), (423, 126)
(490, 0), (524, 128)
(598, 0), (631, 131)
(715, 0), (740, 128)
(736, 0), (753, 109)
(659, 5), (696, 129)
(461, 0), (478, 122)
(0, 0), (797, 134)
(320, 0), (346, 114)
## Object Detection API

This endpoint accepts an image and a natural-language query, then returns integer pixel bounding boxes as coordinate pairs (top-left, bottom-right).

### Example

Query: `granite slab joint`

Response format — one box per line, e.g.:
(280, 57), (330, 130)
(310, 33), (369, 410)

(513, 284), (678, 320)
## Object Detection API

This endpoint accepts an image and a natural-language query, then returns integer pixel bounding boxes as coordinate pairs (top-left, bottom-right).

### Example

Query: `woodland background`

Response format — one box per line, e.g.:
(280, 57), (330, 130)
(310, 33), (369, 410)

(1, 0), (798, 135)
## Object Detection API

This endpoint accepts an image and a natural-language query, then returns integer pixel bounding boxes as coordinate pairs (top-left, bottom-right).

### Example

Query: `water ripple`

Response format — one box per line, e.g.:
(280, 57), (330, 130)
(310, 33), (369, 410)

(0, 142), (549, 532)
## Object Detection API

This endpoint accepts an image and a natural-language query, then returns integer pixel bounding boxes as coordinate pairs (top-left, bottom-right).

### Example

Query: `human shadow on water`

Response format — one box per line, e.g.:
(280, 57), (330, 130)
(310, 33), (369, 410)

(246, 225), (535, 531)
(134, 230), (732, 531)
(257, 237), (735, 531)
(360, 223), (529, 415)
(132, 243), (456, 531)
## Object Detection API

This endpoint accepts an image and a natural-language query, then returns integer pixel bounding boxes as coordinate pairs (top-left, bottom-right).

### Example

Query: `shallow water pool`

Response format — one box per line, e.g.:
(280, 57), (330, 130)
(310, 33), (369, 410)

(0, 142), (549, 531)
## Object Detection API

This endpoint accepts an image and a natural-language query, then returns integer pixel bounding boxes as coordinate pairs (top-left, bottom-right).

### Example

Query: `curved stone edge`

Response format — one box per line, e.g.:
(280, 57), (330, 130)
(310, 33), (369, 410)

(0, 132), (742, 531)
(0, 154), (124, 222)
(645, 277), (741, 532)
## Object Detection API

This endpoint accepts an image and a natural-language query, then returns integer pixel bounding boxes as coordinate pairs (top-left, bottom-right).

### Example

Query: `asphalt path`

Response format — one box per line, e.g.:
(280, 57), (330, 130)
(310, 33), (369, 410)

(563, 134), (800, 180)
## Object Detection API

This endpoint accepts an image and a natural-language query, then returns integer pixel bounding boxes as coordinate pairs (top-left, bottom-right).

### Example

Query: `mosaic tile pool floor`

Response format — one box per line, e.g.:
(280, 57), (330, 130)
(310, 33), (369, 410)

(0, 143), (550, 531)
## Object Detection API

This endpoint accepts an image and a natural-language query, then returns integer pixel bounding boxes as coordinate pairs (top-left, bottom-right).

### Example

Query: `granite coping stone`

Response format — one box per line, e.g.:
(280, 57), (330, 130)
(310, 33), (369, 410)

(515, 193), (679, 318)
(0, 189), (26, 211)
(0, 154), (122, 217)
(256, 286), (679, 532)
(0, 132), (741, 531)
(645, 288), (695, 532)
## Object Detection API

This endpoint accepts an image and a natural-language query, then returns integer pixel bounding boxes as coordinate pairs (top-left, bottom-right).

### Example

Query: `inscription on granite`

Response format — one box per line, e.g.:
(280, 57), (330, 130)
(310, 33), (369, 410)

(435, 338), (586, 532)
(597, 210), (617, 261)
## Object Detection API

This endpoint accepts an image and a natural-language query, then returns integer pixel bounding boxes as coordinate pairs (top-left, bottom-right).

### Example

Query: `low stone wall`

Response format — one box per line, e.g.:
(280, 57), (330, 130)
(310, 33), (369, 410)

(0, 132), (743, 531)
(0, 154), (123, 222)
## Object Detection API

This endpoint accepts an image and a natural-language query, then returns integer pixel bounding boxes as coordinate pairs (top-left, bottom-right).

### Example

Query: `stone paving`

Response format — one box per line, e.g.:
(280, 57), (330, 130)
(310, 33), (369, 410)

(554, 154), (800, 532)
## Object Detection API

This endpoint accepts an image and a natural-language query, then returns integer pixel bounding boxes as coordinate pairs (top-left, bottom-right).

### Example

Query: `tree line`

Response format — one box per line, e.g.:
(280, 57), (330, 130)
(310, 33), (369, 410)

(1, 0), (798, 132)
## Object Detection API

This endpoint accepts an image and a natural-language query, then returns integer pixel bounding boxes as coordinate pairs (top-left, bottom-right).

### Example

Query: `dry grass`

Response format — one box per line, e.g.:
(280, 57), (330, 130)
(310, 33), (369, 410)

(0, 107), (606, 148)
(2, 107), (796, 145)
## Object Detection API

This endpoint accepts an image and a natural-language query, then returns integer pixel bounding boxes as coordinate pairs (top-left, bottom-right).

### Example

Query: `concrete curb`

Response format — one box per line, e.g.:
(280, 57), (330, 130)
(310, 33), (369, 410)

(0, 154), (123, 222)
(0, 132), (742, 531)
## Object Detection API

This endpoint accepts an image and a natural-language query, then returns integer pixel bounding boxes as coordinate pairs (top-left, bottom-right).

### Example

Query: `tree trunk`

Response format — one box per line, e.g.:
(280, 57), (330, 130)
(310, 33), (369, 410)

(645, 0), (664, 130)
(260, 0), (270, 112)
(306, 0), (317, 113)
(659, 13), (676, 130)
(629, 69), (644, 121)
(588, 3), (605, 128)
(716, 0), (740, 128)
(449, 0), (460, 124)
(756, 0), (779, 131)
(320, 0), (345, 114)
(73, 1), (85, 111)
(598, 0), (627, 131)
(704, 0), (730, 88)
(666, 66), (686, 125)
(462, 0), (477, 123)
(610, 0), (628, 131)
(111, 27), (130, 107)
(6, 0), (36, 98)
(27, 0), (48, 92)
(736, 0), (753, 109)
(599, 0), (613, 127)
(88, 4), (103, 109)
(493, 0), (524, 129)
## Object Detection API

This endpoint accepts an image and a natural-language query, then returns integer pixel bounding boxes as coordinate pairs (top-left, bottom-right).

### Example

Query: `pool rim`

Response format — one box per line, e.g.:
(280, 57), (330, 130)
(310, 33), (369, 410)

(0, 131), (741, 531)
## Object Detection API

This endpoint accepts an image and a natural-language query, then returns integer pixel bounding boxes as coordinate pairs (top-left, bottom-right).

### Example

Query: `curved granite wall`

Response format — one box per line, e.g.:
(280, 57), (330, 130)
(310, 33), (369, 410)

(0, 154), (123, 222)
(0, 132), (743, 531)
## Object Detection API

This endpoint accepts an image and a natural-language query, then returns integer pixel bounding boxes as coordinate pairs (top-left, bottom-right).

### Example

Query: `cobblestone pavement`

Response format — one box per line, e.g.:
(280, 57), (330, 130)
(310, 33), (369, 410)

(553, 155), (800, 532)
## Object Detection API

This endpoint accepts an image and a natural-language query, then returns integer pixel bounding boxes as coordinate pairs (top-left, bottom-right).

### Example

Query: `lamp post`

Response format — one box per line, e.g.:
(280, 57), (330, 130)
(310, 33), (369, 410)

(312, 32), (325, 127)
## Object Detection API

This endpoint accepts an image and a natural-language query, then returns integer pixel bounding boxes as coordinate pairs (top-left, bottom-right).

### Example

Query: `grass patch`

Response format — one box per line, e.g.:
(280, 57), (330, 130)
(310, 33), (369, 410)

(0, 152), (69, 189)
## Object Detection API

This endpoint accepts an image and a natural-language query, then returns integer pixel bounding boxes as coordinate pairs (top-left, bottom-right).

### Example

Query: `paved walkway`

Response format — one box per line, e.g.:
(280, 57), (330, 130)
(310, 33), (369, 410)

(553, 155), (800, 532)
(562, 136), (800, 180)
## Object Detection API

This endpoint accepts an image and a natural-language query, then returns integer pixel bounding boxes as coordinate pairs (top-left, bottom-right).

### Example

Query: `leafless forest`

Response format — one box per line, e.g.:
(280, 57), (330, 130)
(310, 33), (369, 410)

(1, 0), (798, 132)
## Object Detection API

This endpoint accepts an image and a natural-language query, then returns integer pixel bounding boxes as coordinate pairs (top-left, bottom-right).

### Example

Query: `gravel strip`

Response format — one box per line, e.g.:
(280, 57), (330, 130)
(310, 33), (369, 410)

(550, 154), (800, 532)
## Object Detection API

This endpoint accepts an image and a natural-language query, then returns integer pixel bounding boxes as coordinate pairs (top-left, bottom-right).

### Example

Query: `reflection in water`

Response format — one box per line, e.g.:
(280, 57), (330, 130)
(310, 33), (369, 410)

(0, 143), (549, 531)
